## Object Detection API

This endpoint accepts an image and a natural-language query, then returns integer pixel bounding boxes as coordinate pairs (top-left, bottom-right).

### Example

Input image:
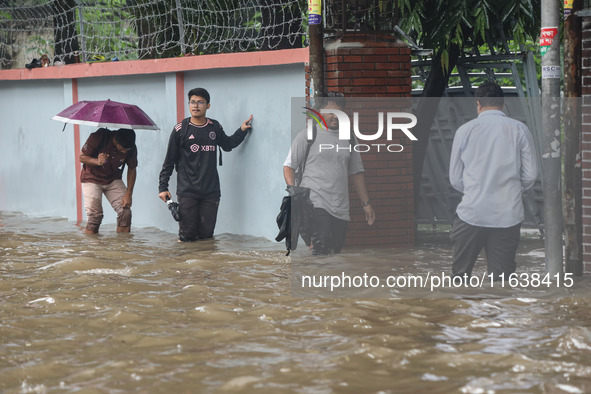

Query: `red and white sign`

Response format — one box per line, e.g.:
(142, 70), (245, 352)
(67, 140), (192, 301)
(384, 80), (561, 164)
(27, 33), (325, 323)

(540, 27), (558, 55)
(540, 27), (558, 39)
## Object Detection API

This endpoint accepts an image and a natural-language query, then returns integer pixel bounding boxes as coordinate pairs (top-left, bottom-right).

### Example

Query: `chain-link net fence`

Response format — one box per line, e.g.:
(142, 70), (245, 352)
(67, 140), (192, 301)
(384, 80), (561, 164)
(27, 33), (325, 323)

(0, 0), (307, 69)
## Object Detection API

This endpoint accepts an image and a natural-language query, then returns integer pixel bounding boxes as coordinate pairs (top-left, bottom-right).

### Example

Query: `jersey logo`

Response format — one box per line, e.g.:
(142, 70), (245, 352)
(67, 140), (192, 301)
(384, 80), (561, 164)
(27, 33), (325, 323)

(189, 134), (195, 139)
(209, 131), (216, 140)
(190, 144), (199, 152)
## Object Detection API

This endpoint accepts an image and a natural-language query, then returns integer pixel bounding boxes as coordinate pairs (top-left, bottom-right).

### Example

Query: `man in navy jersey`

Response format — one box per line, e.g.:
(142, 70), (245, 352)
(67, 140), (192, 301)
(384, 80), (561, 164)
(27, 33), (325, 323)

(158, 88), (253, 241)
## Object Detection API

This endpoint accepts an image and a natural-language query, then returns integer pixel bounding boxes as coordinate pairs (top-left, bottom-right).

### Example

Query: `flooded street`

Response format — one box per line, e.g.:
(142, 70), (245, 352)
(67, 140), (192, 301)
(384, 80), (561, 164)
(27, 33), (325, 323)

(1, 211), (591, 393)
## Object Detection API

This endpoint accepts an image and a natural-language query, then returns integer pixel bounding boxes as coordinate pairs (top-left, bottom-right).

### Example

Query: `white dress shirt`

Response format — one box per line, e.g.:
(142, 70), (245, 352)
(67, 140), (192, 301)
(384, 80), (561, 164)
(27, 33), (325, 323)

(449, 110), (538, 228)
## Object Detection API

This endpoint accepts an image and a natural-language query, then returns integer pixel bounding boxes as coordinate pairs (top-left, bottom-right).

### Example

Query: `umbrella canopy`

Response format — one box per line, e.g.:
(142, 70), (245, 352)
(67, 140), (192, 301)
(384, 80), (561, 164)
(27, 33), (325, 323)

(52, 99), (159, 130)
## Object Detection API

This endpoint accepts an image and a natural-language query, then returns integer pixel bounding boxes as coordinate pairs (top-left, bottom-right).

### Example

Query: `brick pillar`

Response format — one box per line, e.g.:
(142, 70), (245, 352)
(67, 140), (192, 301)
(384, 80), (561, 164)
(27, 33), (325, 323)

(582, 15), (591, 273)
(318, 33), (414, 248)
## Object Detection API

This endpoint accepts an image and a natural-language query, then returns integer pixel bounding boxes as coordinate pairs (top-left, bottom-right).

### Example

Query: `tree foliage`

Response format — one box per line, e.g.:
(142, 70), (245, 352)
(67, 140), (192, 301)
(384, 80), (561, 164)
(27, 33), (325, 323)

(127, 0), (304, 58)
(398, 0), (540, 73)
(82, 0), (136, 60)
(395, 0), (541, 211)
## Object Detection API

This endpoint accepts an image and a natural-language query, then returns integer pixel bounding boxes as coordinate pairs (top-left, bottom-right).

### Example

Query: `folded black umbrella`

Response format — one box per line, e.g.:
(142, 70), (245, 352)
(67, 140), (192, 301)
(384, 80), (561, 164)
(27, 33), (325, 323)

(276, 186), (314, 255)
(166, 196), (181, 221)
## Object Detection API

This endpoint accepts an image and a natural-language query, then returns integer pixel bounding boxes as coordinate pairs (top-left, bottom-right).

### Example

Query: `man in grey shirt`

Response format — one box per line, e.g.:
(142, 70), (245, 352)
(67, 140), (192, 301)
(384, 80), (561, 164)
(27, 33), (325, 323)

(449, 81), (538, 279)
(283, 93), (375, 255)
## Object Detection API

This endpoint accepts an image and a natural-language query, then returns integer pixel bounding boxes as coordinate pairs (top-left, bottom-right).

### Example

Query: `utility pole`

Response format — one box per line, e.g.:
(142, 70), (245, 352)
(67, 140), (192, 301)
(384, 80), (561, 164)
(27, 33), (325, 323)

(540, 1), (563, 275)
(308, 0), (324, 97)
(563, 0), (583, 275)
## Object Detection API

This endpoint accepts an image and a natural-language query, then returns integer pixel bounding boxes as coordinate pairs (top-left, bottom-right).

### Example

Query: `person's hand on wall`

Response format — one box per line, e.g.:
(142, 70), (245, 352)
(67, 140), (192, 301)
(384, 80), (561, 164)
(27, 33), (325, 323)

(241, 115), (253, 131)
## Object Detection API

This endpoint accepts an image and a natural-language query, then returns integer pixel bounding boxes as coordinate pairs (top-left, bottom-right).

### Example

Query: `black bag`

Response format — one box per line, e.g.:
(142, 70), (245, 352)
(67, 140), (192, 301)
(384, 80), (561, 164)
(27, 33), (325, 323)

(275, 185), (314, 256)
(294, 128), (316, 187)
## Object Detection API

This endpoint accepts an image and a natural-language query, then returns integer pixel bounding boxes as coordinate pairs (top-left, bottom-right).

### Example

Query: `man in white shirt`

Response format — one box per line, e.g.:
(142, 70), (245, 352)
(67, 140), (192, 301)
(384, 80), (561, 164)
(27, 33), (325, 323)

(449, 81), (538, 279)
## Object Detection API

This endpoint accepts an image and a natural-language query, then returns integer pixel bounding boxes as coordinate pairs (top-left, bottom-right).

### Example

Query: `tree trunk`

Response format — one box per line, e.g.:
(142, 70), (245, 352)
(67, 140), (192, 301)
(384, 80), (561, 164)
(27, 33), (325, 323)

(563, 0), (583, 275)
(52, 0), (80, 64)
(413, 44), (461, 211)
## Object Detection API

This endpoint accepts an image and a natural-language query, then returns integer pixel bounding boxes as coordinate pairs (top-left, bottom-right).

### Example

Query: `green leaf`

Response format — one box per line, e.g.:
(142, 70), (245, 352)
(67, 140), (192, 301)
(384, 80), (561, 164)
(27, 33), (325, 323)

(441, 49), (449, 73)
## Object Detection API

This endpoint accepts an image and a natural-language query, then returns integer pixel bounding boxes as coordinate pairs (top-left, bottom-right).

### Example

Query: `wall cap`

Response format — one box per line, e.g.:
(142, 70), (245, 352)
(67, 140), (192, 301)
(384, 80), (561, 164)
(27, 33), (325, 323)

(0, 48), (309, 81)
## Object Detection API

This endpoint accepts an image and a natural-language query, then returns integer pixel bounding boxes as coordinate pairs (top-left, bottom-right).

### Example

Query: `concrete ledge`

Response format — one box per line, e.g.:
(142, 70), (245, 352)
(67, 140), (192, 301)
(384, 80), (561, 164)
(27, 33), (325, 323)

(0, 48), (309, 80)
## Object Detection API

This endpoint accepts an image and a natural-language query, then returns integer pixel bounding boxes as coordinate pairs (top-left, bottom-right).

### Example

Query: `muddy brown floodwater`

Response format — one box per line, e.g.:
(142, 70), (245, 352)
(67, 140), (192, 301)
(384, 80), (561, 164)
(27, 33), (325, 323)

(1, 211), (591, 393)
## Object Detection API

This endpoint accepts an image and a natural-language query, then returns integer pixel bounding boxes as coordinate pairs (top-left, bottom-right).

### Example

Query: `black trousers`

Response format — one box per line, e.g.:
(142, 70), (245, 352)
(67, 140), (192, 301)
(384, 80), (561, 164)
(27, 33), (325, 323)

(178, 196), (220, 242)
(450, 216), (521, 279)
(311, 208), (349, 255)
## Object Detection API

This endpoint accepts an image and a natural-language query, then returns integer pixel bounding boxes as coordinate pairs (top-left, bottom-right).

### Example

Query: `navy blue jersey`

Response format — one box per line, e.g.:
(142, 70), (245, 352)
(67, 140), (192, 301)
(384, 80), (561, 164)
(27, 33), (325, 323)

(159, 118), (247, 199)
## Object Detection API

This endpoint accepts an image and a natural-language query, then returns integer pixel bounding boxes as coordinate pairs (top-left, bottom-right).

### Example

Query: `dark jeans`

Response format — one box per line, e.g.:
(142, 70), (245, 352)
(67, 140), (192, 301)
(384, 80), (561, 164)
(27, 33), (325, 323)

(450, 216), (521, 279)
(311, 208), (349, 255)
(178, 196), (220, 242)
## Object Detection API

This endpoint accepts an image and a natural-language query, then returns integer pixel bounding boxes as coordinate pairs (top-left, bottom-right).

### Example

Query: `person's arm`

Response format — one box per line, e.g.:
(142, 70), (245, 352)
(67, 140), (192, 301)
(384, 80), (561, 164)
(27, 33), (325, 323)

(282, 133), (308, 187)
(520, 126), (538, 191)
(80, 152), (107, 166)
(449, 129), (465, 193)
(284, 166), (296, 186)
(79, 131), (105, 166)
(158, 129), (180, 202)
(122, 167), (136, 208)
(351, 172), (375, 226)
(217, 116), (253, 152)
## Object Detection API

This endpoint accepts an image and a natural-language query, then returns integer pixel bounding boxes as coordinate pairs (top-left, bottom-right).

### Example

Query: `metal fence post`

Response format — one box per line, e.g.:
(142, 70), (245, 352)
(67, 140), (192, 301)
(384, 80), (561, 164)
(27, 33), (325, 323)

(175, 0), (187, 55)
(76, 0), (86, 62)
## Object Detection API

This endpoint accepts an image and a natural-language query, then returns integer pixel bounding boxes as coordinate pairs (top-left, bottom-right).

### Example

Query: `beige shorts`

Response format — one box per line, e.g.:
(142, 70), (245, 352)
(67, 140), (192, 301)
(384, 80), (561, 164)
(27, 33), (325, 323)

(82, 179), (131, 231)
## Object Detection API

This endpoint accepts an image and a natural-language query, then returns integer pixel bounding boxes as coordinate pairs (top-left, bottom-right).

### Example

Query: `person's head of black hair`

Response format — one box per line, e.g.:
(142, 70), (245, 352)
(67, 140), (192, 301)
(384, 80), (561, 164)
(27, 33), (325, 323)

(188, 87), (211, 104)
(115, 128), (136, 149)
(316, 91), (345, 110)
(474, 81), (504, 108)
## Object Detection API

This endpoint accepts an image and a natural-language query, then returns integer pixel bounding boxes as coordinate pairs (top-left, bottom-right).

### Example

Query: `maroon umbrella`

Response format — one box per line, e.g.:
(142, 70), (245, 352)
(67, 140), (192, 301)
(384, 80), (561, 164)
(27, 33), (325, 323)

(52, 99), (159, 130)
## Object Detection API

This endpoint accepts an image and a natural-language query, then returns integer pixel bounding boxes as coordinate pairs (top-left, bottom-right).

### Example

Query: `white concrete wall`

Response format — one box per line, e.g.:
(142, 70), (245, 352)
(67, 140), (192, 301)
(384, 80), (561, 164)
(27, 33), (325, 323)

(0, 79), (77, 218)
(0, 63), (304, 241)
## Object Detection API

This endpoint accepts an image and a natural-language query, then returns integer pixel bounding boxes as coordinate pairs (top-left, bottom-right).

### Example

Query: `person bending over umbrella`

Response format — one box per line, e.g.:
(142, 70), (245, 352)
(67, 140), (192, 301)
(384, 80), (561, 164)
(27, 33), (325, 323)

(79, 128), (137, 234)
(158, 87), (252, 242)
